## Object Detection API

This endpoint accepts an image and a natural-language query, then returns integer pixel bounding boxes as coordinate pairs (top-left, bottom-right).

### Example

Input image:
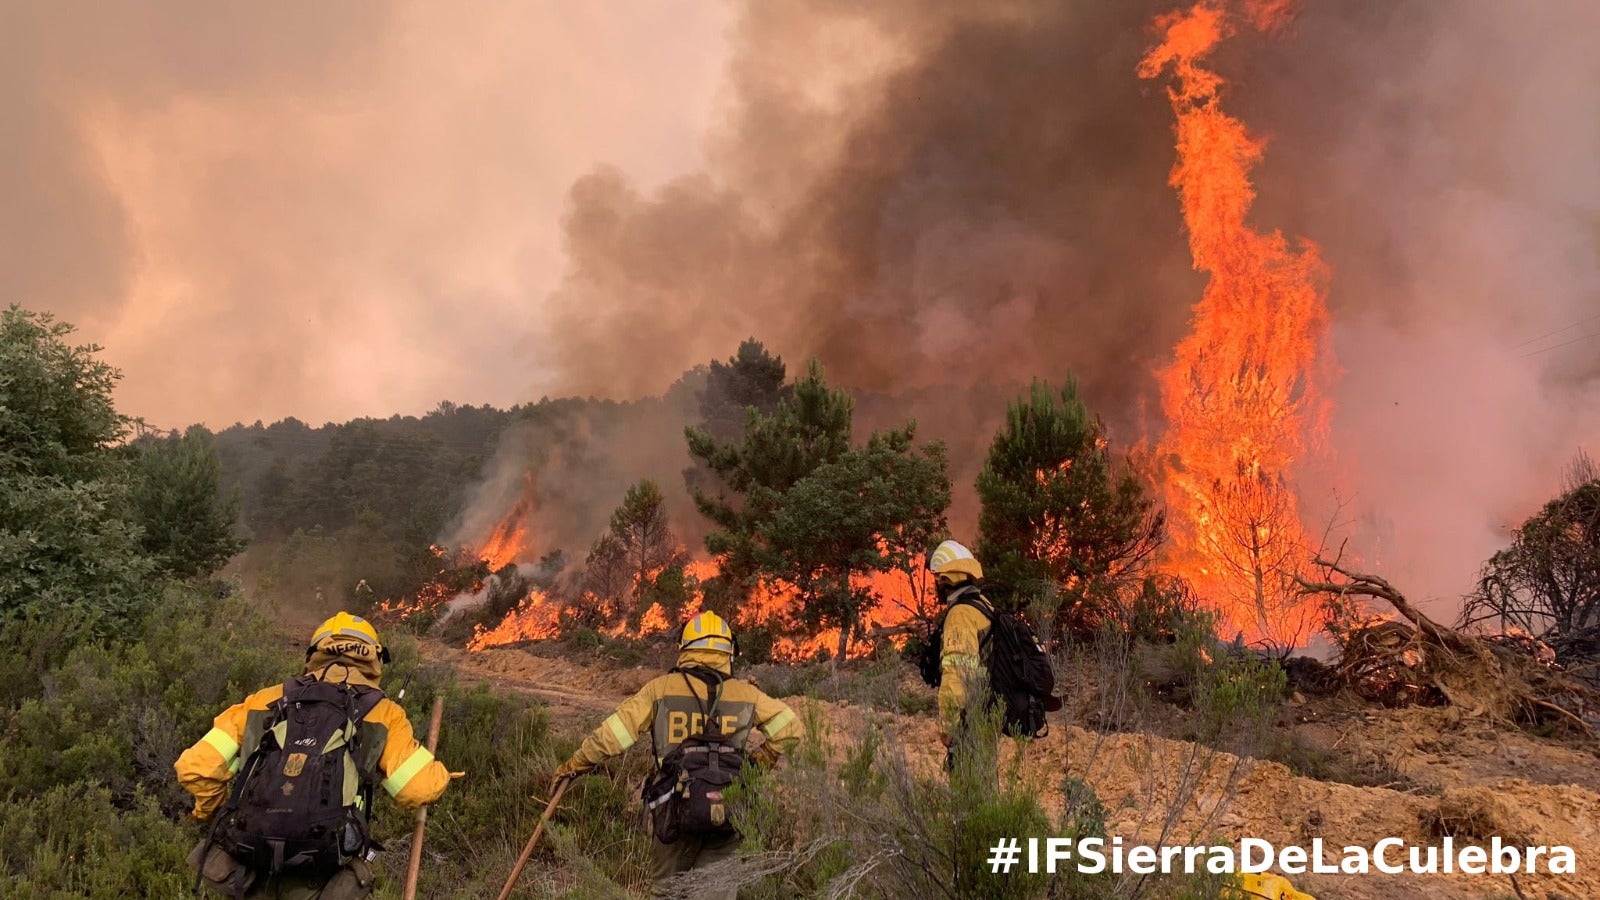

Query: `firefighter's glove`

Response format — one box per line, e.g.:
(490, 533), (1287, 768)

(552, 757), (591, 781)
(748, 742), (781, 770)
(449, 771), (467, 780)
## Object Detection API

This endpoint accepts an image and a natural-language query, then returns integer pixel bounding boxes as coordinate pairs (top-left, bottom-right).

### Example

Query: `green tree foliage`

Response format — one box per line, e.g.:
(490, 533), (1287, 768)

(1463, 452), (1600, 669)
(0, 306), (152, 627)
(690, 360), (950, 657)
(697, 338), (790, 445)
(976, 378), (1163, 633)
(0, 305), (125, 479)
(762, 429), (950, 657)
(219, 412), (498, 609)
(685, 338), (792, 505)
(127, 427), (246, 579)
(689, 360), (855, 584)
(576, 480), (690, 629)
(610, 479), (682, 598)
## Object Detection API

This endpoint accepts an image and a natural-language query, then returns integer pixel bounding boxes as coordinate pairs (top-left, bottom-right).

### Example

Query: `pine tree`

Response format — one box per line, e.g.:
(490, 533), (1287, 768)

(697, 338), (790, 444)
(608, 479), (684, 603)
(976, 378), (1162, 633)
(687, 359), (853, 584)
(762, 426), (949, 657)
(689, 359), (949, 657)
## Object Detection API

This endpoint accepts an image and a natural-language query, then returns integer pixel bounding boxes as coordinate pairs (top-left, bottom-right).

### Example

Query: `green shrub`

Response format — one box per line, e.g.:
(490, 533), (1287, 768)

(714, 703), (1111, 899)
(1172, 616), (1286, 752)
(0, 583), (656, 899)
(0, 784), (193, 899)
(0, 589), (288, 813)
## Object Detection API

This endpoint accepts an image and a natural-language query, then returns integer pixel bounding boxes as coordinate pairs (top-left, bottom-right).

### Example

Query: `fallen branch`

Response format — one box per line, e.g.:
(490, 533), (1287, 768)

(1297, 558), (1474, 654)
(1296, 559), (1598, 736)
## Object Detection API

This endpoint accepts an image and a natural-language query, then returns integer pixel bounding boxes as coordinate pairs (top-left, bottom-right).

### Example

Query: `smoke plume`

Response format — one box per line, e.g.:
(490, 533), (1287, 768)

(14, 1), (1597, 606)
(533, 0), (1600, 608)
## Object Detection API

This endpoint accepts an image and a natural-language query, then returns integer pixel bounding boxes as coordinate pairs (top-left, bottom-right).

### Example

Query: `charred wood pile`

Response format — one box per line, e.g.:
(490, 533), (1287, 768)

(1297, 559), (1599, 737)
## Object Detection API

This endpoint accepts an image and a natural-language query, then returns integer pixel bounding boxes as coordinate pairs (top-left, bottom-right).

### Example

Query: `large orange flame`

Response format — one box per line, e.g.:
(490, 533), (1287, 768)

(734, 560), (931, 661)
(1140, 1), (1335, 647)
(478, 475), (537, 570)
(467, 587), (561, 649)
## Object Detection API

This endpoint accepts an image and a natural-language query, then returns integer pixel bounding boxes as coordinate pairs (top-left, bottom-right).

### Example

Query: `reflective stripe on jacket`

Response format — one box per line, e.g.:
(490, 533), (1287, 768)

(174, 678), (450, 820)
(567, 648), (801, 772)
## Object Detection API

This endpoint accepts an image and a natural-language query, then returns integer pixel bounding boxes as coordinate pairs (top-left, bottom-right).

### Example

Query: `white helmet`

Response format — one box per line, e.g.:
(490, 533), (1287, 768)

(927, 539), (983, 581)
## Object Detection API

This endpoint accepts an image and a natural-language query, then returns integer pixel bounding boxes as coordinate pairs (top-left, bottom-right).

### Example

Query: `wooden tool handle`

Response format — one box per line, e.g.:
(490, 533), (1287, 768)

(402, 695), (446, 900)
(495, 778), (570, 900)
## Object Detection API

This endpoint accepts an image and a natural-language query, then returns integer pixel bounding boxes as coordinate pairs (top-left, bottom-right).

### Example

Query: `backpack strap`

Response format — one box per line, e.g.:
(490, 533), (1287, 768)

(347, 686), (386, 776)
(944, 589), (996, 654)
(344, 687), (385, 824)
(671, 666), (726, 735)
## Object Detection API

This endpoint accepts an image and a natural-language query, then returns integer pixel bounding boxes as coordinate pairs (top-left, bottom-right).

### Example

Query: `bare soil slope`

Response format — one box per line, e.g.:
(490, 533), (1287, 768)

(444, 642), (1599, 900)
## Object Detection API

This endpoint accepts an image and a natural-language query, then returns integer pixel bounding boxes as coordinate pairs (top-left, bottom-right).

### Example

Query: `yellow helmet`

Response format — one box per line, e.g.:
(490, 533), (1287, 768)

(1228, 872), (1317, 900)
(679, 611), (735, 655)
(928, 539), (983, 582)
(311, 611), (382, 649)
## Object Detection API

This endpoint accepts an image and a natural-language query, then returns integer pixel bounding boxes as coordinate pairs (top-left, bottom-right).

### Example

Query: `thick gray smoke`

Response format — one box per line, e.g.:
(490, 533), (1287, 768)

(544, 0), (1194, 410)
(445, 374), (708, 563)
(531, 0), (1600, 611)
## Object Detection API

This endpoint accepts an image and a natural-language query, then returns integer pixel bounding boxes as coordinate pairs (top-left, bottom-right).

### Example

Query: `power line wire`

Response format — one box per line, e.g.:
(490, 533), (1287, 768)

(1520, 328), (1600, 358)
(1512, 311), (1600, 348)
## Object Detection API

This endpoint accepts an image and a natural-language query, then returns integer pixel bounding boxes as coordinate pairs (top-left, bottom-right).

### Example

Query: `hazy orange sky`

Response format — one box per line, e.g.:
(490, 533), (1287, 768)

(4, 0), (733, 427)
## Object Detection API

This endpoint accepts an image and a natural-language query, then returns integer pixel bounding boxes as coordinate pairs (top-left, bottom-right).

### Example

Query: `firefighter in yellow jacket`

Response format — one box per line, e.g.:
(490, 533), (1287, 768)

(175, 613), (453, 899)
(553, 611), (801, 900)
(928, 534), (998, 775)
(928, 540), (993, 765)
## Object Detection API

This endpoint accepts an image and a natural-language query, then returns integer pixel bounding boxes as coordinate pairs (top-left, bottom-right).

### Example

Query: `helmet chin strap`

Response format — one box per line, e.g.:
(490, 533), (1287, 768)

(936, 573), (974, 602)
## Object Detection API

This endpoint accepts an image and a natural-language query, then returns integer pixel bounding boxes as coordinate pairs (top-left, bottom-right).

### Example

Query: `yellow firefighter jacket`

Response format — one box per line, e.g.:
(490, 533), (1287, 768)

(560, 648), (801, 775)
(173, 644), (450, 820)
(938, 585), (993, 731)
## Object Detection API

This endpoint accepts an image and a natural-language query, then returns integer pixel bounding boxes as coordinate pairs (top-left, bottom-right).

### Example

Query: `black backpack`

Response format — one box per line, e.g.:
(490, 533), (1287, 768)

(919, 592), (1059, 738)
(642, 668), (745, 844)
(211, 676), (384, 880)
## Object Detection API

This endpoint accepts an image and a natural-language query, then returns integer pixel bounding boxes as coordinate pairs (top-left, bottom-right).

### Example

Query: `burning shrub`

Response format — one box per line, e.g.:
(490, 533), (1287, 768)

(1302, 560), (1600, 734)
(1460, 452), (1600, 685)
(1326, 617), (1445, 709)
